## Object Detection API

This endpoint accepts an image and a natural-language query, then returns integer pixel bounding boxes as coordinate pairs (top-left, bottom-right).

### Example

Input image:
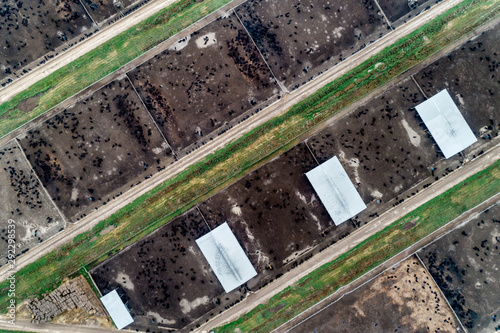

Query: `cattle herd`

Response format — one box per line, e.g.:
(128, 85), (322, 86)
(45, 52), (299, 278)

(0, 0), (498, 331)
(91, 24), (499, 332)
(419, 204), (500, 333)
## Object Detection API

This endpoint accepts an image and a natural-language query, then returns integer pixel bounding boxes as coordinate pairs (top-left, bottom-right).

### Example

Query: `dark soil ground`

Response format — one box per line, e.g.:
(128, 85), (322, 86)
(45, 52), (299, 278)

(89, 144), (357, 332)
(0, 140), (64, 267)
(376, 0), (414, 23)
(306, 78), (441, 225)
(289, 255), (461, 333)
(129, 13), (279, 153)
(18, 76), (175, 222)
(91, 208), (249, 331)
(418, 204), (500, 333)
(0, 0), (93, 79)
(235, 0), (389, 90)
(376, 0), (433, 24)
(81, 0), (119, 23)
(81, 0), (148, 24)
(86, 14), (500, 333)
(413, 27), (500, 143)
(307, 24), (500, 225)
(198, 143), (352, 285)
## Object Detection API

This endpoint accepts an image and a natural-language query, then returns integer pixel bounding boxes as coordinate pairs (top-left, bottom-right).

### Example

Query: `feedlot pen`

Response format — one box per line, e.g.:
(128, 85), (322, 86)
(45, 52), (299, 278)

(90, 24), (500, 332)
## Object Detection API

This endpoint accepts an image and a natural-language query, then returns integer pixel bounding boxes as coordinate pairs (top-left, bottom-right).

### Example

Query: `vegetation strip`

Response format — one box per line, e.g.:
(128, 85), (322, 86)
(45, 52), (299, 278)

(0, 0), (498, 316)
(216, 160), (500, 332)
(0, 0), (233, 138)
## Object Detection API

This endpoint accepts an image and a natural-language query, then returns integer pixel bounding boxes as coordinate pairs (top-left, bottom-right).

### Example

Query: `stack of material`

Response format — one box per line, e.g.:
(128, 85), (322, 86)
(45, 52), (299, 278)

(27, 275), (106, 323)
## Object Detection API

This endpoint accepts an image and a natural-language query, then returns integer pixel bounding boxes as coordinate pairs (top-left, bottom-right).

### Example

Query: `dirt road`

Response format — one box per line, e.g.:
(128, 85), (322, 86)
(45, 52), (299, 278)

(0, 0), (469, 285)
(198, 144), (500, 333)
(0, 319), (127, 333)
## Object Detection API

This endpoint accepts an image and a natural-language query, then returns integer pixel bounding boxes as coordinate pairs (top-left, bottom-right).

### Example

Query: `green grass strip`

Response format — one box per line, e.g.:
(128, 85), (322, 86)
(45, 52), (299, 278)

(0, 0), (498, 315)
(216, 160), (500, 332)
(0, 0), (232, 137)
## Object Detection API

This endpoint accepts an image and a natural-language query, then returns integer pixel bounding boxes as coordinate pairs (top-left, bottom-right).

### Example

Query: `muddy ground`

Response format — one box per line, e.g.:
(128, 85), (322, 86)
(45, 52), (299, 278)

(129, 13), (279, 153)
(91, 208), (249, 331)
(235, 0), (389, 90)
(377, 0), (433, 24)
(413, 26), (500, 143)
(0, 141), (64, 267)
(85, 13), (500, 333)
(82, 0), (148, 24)
(418, 204), (500, 333)
(18, 76), (175, 222)
(306, 25), (500, 225)
(198, 143), (354, 285)
(304, 77), (469, 228)
(306, 79), (433, 217)
(289, 255), (461, 332)
(81, 0), (119, 23)
(376, 0), (414, 23)
(89, 145), (354, 332)
(0, 0), (93, 79)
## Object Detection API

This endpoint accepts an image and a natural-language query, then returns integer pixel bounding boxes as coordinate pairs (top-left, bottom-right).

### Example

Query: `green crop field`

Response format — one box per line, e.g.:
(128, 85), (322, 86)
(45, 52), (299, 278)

(0, 0), (498, 321)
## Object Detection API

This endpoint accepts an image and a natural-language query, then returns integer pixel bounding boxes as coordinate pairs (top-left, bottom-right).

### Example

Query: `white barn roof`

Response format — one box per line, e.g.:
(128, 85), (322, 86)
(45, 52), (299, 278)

(306, 156), (366, 225)
(100, 290), (134, 330)
(415, 89), (476, 159)
(196, 222), (257, 293)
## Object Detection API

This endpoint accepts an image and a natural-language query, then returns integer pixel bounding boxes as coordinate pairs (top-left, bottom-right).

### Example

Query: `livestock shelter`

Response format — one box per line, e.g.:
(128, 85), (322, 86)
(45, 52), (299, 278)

(306, 156), (366, 225)
(100, 290), (134, 330)
(196, 222), (257, 293)
(415, 89), (477, 158)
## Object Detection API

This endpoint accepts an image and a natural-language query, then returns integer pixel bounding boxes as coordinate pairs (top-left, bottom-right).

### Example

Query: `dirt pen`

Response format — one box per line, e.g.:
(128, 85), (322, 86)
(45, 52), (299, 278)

(198, 143), (353, 281)
(413, 26), (500, 140)
(235, 0), (389, 90)
(0, 0), (93, 80)
(88, 23), (500, 332)
(129, 13), (279, 153)
(288, 255), (461, 333)
(0, 140), (64, 267)
(419, 204), (500, 333)
(18, 76), (175, 222)
(91, 208), (249, 331)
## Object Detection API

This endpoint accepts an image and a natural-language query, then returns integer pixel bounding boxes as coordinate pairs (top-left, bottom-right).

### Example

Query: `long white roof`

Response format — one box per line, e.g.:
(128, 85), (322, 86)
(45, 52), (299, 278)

(306, 156), (366, 225)
(415, 89), (476, 159)
(196, 222), (257, 293)
(100, 290), (134, 330)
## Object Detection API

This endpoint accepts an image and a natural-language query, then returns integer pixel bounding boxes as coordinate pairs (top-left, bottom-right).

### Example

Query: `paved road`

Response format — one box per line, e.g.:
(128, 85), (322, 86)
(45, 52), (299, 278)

(0, 0), (467, 285)
(198, 144), (500, 332)
(0, 0), (181, 104)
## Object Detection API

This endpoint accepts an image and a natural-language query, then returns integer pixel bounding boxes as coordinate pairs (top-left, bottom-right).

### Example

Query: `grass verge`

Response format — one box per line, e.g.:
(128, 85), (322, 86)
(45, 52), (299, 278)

(0, 0), (498, 315)
(216, 160), (500, 332)
(0, 0), (233, 137)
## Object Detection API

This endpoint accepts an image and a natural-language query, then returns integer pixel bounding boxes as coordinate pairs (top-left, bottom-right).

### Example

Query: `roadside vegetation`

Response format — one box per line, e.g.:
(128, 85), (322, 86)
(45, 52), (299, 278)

(0, 0), (233, 137)
(216, 160), (500, 332)
(0, 0), (498, 317)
